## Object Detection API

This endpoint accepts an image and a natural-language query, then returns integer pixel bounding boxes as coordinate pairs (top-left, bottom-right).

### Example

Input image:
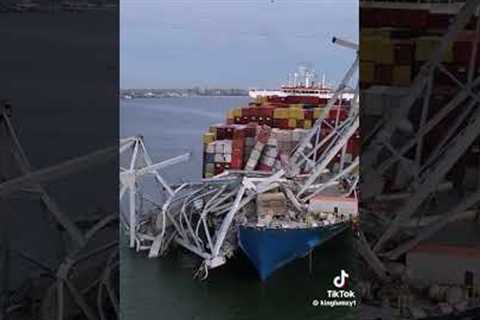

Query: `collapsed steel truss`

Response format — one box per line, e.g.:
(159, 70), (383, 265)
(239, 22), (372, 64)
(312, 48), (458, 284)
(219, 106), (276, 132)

(360, 0), (480, 280)
(119, 37), (360, 277)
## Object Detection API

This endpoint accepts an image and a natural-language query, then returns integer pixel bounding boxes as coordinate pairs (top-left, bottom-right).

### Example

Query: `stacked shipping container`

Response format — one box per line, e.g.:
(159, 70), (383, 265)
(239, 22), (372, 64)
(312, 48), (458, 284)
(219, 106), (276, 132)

(360, 3), (480, 188)
(360, 7), (479, 89)
(202, 98), (359, 177)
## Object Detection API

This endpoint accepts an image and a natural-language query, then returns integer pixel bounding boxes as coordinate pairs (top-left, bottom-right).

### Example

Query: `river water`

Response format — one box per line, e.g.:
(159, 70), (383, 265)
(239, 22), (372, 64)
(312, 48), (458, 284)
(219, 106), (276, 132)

(120, 96), (357, 320)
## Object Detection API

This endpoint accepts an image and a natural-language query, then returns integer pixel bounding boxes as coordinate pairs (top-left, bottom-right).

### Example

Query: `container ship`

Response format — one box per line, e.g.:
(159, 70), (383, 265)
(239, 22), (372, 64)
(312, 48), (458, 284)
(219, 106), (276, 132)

(201, 66), (360, 279)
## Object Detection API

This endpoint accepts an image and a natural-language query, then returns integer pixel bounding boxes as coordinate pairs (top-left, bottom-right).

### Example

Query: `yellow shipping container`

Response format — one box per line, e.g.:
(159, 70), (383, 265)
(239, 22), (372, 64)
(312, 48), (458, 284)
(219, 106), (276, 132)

(255, 96), (268, 104)
(289, 103), (303, 109)
(361, 28), (392, 39)
(313, 107), (325, 119)
(360, 36), (380, 62)
(361, 62), (376, 83)
(203, 132), (216, 144)
(376, 39), (395, 64)
(288, 107), (304, 120)
(227, 111), (234, 120)
(304, 119), (312, 129)
(415, 37), (453, 62)
(273, 108), (289, 119)
(393, 66), (412, 87)
(288, 119), (297, 129)
(232, 107), (242, 117)
(207, 126), (217, 136)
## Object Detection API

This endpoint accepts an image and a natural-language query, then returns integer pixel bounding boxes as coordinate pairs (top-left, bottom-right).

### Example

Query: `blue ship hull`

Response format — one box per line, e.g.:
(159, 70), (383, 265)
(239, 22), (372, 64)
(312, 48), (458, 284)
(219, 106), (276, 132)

(238, 223), (348, 280)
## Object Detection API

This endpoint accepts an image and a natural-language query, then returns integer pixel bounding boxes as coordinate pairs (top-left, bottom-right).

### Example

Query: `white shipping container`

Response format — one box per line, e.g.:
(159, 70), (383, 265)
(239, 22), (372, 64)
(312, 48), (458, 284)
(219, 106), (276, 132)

(214, 153), (224, 162)
(214, 142), (223, 153)
(206, 142), (216, 153)
(223, 140), (232, 154)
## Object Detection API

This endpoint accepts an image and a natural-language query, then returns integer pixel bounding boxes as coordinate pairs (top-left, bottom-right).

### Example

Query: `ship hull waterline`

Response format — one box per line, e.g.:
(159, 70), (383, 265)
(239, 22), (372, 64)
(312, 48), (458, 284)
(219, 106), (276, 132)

(238, 222), (349, 281)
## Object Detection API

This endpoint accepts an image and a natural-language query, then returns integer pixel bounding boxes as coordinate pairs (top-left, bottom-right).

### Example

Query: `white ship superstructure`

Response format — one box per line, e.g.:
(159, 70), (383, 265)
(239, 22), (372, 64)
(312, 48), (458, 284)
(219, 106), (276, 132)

(249, 66), (355, 100)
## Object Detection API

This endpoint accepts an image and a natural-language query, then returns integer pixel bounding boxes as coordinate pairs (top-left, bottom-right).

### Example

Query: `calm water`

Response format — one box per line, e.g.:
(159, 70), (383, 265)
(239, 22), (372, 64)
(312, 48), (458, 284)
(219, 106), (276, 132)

(120, 96), (357, 320)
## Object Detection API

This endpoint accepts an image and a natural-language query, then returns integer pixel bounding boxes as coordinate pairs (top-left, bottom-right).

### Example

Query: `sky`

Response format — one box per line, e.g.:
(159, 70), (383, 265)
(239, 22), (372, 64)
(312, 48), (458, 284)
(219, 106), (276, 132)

(120, 0), (358, 89)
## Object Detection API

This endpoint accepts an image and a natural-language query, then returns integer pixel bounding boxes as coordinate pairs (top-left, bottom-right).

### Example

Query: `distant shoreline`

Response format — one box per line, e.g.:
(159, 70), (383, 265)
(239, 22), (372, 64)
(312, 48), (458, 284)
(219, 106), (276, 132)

(120, 88), (249, 99)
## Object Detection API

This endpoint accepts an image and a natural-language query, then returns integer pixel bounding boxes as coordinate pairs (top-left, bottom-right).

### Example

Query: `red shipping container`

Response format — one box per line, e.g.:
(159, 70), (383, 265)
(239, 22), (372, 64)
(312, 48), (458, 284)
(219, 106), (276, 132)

(257, 107), (273, 126)
(394, 42), (414, 66)
(375, 64), (393, 85)
(266, 96), (285, 104)
(241, 107), (257, 117)
(435, 64), (468, 86)
(256, 126), (271, 144)
(258, 107), (274, 118)
(273, 119), (289, 130)
(303, 96), (321, 105)
(346, 137), (360, 156)
(214, 163), (225, 175)
(303, 109), (314, 120)
(428, 13), (454, 30)
(233, 127), (246, 140)
(215, 126), (226, 140)
(263, 117), (273, 127)
(328, 108), (348, 121)
(360, 8), (379, 28)
(231, 157), (243, 169)
(453, 40), (480, 65)
(225, 125), (234, 140)
(245, 124), (258, 137)
(232, 138), (245, 149)
(380, 9), (428, 29)
(318, 98), (328, 105)
(230, 147), (245, 170)
(269, 102), (289, 108)
(284, 96), (321, 105)
(467, 16), (478, 30)
(214, 125), (236, 140)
